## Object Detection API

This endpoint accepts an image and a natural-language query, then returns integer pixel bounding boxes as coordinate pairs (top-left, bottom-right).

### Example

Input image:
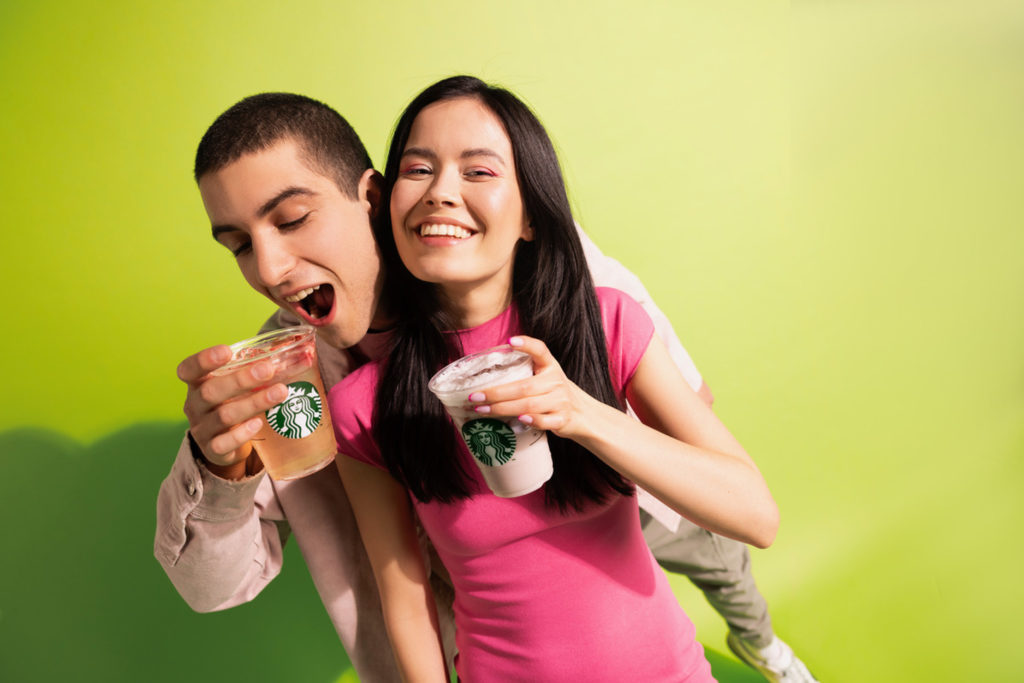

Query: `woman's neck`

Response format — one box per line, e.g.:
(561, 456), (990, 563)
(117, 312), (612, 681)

(438, 279), (513, 329)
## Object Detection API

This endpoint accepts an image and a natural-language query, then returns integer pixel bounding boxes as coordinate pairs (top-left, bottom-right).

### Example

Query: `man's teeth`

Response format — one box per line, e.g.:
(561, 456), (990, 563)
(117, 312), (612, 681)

(284, 284), (321, 303)
(419, 223), (473, 239)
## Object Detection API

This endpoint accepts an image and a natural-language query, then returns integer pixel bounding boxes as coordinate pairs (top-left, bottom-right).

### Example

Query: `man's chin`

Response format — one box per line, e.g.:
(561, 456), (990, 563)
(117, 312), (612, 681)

(313, 322), (368, 350)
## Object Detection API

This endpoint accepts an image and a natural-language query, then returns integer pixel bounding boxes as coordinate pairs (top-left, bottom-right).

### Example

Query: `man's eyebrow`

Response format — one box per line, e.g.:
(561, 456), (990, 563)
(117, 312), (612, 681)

(210, 186), (317, 240)
(257, 186), (317, 217)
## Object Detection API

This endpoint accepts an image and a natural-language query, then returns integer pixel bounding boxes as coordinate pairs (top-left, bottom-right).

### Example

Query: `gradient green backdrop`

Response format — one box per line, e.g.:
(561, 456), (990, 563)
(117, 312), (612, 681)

(1, 1), (1021, 681)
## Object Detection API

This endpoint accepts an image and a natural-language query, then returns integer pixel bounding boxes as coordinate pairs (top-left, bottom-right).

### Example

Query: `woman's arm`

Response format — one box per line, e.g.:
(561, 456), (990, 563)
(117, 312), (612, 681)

(335, 456), (449, 682)
(474, 335), (778, 548)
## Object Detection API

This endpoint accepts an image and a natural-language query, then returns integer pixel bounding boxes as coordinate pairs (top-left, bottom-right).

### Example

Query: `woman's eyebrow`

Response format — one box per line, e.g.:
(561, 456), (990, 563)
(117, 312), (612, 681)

(401, 146), (506, 166)
(460, 148), (505, 165)
(401, 146), (435, 160)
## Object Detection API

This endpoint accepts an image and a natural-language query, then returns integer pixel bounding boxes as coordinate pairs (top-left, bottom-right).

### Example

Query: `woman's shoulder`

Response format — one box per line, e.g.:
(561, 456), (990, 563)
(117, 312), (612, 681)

(594, 287), (655, 390)
(328, 359), (383, 421)
(328, 359), (386, 468)
(594, 286), (650, 328)
(594, 285), (638, 307)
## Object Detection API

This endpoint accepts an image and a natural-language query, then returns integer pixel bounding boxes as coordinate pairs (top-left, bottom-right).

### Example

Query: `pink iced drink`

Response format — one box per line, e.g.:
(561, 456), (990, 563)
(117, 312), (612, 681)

(429, 346), (553, 497)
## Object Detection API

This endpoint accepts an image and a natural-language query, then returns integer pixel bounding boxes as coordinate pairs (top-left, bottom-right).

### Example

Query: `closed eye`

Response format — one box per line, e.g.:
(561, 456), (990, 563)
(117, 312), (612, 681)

(400, 164), (432, 176)
(231, 241), (252, 257)
(279, 212), (311, 230)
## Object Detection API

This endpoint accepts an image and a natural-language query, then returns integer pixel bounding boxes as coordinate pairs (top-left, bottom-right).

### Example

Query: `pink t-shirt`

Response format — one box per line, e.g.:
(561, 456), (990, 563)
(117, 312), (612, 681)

(330, 288), (713, 682)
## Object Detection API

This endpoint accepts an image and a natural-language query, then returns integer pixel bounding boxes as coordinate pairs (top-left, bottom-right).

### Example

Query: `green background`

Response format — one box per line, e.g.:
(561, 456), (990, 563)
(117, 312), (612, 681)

(2, 1), (1022, 681)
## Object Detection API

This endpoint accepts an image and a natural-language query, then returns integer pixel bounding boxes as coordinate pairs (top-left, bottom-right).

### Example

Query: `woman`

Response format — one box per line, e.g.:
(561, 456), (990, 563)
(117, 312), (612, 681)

(330, 75), (778, 682)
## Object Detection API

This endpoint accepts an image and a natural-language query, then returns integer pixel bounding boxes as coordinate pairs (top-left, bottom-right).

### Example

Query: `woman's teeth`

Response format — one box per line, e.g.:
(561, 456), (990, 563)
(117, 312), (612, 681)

(285, 284), (321, 303)
(419, 223), (472, 239)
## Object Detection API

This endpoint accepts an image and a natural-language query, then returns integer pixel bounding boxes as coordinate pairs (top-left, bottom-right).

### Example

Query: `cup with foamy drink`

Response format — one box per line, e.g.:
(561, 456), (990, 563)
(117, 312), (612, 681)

(429, 345), (553, 497)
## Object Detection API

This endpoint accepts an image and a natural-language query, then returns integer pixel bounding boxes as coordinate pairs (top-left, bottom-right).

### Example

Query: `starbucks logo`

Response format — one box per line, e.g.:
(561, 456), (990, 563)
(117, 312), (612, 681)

(266, 381), (322, 439)
(462, 418), (516, 467)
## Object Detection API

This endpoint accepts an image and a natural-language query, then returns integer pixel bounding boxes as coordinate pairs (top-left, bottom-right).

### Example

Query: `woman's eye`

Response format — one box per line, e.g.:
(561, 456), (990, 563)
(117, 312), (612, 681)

(400, 165), (431, 176)
(231, 242), (252, 257)
(465, 168), (497, 178)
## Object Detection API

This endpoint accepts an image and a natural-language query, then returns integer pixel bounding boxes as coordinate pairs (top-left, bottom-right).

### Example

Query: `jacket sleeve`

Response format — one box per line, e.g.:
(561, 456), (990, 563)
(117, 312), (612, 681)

(154, 432), (290, 612)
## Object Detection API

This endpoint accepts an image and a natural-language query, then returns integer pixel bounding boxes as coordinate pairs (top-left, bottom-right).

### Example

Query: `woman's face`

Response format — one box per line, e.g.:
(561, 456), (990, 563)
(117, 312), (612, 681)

(390, 97), (532, 314)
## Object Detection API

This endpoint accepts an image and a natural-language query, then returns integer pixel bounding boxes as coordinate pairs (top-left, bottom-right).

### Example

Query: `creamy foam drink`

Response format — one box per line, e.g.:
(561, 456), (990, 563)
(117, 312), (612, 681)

(212, 326), (336, 480)
(429, 346), (553, 497)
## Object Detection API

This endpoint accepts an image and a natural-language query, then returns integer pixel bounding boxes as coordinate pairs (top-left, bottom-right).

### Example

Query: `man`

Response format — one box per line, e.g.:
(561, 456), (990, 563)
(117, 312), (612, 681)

(155, 92), (816, 682)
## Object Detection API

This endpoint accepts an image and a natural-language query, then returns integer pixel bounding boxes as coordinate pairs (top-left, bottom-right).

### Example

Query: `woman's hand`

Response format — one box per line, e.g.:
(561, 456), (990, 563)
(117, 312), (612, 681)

(467, 335), (602, 440)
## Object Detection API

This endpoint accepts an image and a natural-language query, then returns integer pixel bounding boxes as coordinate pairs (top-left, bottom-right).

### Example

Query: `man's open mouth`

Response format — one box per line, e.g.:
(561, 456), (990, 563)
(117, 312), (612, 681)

(284, 283), (335, 322)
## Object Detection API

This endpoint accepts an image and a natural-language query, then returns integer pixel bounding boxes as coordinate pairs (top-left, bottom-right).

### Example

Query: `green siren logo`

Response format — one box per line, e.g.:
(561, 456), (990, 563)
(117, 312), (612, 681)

(266, 381), (322, 439)
(462, 418), (516, 466)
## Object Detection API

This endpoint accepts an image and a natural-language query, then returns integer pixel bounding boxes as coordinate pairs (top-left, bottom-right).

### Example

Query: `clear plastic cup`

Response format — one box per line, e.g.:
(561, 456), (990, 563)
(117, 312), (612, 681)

(211, 326), (336, 480)
(429, 345), (552, 497)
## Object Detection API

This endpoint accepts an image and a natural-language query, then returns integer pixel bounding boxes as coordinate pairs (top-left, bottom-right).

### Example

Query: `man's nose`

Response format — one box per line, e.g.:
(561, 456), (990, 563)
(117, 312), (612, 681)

(253, 234), (296, 287)
(424, 168), (460, 207)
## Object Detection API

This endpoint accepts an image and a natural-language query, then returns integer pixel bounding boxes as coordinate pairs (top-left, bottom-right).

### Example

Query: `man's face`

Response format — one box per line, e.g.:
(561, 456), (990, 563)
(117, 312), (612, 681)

(198, 139), (384, 349)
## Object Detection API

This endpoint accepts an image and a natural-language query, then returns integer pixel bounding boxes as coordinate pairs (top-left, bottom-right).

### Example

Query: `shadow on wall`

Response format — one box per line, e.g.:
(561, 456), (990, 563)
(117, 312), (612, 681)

(0, 423), (347, 683)
(0, 423), (764, 683)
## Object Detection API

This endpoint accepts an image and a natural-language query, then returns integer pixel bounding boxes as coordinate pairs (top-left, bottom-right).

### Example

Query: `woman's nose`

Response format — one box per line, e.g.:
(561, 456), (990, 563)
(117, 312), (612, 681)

(424, 169), (460, 207)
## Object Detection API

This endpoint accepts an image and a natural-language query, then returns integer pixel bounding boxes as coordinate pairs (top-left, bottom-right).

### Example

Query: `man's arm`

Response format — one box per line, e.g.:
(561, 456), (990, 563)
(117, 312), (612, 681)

(154, 310), (309, 611)
(577, 225), (712, 403)
(154, 433), (289, 611)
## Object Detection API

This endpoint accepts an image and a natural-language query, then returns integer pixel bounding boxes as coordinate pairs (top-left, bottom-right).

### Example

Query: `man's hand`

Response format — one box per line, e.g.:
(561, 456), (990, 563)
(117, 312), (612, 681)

(177, 344), (311, 480)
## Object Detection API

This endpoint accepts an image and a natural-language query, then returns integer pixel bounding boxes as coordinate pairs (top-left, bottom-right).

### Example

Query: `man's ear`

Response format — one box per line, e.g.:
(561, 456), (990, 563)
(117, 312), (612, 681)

(359, 168), (385, 218)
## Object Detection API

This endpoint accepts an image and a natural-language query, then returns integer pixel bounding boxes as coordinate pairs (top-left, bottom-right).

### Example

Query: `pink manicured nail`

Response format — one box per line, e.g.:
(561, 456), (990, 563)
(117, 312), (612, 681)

(474, 405), (491, 414)
(468, 392), (486, 402)
(508, 336), (524, 347)
(518, 414), (533, 425)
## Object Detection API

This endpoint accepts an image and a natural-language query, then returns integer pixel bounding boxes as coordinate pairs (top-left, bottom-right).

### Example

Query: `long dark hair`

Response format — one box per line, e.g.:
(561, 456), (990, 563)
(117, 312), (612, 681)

(373, 75), (633, 512)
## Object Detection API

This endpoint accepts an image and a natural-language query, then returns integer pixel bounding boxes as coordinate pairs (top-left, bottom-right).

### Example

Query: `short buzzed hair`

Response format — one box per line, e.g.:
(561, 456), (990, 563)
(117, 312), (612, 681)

(194, 92), (373, 198)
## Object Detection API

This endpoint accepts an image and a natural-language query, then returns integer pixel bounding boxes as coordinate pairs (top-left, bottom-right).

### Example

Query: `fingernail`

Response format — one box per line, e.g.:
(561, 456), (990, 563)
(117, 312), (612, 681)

(247, 418), (263, 433)
(269, 385), (288, 402)
(213, 346), (232, 363)
(252, 363), (273, 380)
(509, 336), (524, 347)
(518, 414), (533, 425)
(474, 405), (491, 414)
(468, 392), (486, 402)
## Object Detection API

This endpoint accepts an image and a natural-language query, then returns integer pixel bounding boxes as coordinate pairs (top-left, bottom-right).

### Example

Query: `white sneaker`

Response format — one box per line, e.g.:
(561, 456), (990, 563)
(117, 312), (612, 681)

(726, 633), (819, 682)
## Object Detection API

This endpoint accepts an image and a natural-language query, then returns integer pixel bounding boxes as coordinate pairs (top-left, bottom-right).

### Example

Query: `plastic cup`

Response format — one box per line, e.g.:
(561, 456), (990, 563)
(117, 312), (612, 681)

(211, 326), (336, 480)
(428, 345), (552, 497)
